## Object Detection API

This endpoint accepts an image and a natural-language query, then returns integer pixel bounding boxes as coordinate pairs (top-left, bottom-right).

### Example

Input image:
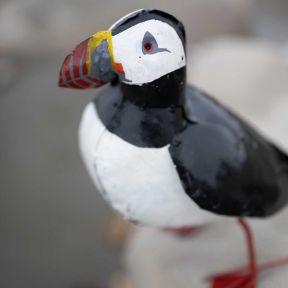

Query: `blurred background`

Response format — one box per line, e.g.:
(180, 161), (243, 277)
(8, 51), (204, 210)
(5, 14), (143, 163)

(0, 0), (288, 287)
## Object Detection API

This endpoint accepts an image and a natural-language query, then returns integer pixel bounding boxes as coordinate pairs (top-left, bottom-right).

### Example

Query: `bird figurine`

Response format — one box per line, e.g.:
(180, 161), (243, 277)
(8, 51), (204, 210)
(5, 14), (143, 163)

(58, 9), (288, 288)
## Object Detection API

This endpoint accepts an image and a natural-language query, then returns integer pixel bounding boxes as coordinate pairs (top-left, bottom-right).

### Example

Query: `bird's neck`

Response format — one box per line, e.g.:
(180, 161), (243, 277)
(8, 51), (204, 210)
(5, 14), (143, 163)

(120, 67), (186, 108)
(110, 67), (187, 148)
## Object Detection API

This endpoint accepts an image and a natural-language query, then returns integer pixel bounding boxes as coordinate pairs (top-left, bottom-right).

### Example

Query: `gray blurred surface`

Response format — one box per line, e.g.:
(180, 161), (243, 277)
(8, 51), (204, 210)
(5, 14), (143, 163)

(1, 0), (287, 287)
(251, 0), (288, 42)
(0, 54), (120, 288)
(0, 0), (251, 53)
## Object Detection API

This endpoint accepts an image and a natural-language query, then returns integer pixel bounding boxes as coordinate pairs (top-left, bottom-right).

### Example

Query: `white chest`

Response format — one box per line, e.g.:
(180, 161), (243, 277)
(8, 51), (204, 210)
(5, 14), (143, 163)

(78, 103), (223, 227)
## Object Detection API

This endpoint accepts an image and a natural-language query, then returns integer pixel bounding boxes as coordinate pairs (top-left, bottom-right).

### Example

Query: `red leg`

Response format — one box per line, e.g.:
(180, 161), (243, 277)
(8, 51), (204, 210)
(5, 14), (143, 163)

(209, 218), (288, 288)
(238, 218), (257, 287)
(238, 218), (257, 288)
(210, 218), (258, 288)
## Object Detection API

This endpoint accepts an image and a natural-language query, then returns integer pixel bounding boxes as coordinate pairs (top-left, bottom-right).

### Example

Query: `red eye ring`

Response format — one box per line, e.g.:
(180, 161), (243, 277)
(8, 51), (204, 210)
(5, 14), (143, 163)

(144, 42), (153, 52)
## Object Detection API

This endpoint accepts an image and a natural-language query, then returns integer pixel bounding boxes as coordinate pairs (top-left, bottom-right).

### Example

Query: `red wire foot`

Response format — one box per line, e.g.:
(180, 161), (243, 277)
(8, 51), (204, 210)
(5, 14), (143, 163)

(162, 226), (200, 237)
(212, 272), (255, 288)
(209, 218), (288, 288)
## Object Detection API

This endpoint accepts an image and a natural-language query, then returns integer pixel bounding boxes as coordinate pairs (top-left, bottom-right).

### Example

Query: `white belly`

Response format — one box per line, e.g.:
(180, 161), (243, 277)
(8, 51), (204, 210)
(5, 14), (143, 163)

(78, 102), (225, 227)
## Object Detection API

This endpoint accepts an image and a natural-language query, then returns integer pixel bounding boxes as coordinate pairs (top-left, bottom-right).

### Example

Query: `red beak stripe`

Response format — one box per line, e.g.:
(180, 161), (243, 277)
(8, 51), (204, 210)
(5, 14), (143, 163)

(58, 39), (106, 89)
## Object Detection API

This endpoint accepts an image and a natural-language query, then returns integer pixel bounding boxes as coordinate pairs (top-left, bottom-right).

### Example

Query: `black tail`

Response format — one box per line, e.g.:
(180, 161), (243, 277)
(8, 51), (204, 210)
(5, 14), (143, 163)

(273, 144), (288, 165)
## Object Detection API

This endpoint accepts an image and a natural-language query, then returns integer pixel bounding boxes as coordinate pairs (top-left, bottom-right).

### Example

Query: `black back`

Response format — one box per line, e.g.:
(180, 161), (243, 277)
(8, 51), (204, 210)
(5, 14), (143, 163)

(169, 86), (288, 217)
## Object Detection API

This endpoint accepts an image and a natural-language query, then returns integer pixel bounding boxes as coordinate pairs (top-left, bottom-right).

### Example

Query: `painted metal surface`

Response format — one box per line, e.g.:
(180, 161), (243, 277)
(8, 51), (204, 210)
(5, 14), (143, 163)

(59, 9), (288, 220)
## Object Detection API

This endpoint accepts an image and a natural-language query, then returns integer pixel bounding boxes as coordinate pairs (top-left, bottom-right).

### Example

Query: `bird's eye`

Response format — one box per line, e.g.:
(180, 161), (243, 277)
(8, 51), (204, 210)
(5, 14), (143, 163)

(142, 32), (156, 55)
(143, 42), (153, 53)
(142, 31), (170, 55)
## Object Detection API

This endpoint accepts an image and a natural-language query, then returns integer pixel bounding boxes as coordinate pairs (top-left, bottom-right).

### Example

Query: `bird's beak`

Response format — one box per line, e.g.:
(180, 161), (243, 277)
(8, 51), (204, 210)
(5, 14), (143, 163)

(58, 31), (122, 89)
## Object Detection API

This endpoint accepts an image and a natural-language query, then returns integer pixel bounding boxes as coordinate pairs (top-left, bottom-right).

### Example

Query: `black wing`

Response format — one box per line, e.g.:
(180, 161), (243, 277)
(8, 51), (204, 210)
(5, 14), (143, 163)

(169, 85), (288, 217)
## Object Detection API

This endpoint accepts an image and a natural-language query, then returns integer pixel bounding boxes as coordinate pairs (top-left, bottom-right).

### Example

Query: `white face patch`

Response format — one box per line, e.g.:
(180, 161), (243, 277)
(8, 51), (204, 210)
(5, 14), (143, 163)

(111, 20), (186, 85)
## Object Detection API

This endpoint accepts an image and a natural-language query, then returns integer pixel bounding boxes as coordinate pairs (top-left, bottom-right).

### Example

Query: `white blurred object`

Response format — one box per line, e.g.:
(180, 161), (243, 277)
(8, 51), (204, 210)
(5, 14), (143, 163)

(125, 38), (288, 288)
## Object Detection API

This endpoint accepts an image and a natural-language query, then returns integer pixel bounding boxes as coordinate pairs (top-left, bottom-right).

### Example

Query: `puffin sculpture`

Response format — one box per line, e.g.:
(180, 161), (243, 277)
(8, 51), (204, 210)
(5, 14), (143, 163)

(58, 9), (288, 287)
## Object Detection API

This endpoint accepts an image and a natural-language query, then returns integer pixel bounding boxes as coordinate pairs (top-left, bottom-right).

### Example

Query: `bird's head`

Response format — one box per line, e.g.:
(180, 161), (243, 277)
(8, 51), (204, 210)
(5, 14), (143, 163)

(58, 9), (186, 89)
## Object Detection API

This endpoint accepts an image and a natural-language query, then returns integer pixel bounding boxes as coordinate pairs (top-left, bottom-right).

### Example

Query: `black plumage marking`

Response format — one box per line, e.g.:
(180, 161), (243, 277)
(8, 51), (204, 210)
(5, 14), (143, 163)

(94, 68), (187, 148)
(94, 80), (288, 218)
(169, 86), (288, 217)
(111, 9), (186, 48)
